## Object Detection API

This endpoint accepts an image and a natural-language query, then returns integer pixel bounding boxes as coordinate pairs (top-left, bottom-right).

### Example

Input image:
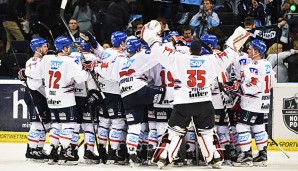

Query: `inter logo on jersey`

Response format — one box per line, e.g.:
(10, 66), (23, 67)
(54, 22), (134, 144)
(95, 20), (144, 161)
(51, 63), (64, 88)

(265, 64), (271, 74)
(249, 67), (258, 74)
(50, 61), (63, 70)
(121, 59), (135, 70)
(190, 59), (205, 68)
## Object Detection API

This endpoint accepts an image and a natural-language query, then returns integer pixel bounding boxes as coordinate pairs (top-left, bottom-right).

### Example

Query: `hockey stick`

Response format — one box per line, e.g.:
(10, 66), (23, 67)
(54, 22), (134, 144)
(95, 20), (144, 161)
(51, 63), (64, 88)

(269, 136), (290, 158)
(60, 0), (105, 100)
(11, 47), (47, 134)
(38, 21), (55, 43)
(89, 105), (101, 157)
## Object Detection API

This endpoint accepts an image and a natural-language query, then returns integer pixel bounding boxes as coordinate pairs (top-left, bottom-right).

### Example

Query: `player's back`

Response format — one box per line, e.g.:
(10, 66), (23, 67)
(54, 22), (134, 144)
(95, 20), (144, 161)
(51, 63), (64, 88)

(42, 55), (86, 108)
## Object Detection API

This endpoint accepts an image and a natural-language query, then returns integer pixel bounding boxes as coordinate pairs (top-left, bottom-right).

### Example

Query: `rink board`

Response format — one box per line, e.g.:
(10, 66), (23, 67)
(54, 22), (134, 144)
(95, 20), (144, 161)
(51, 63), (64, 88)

(0, 81), (297, 151)
(0, 131), (297, 151)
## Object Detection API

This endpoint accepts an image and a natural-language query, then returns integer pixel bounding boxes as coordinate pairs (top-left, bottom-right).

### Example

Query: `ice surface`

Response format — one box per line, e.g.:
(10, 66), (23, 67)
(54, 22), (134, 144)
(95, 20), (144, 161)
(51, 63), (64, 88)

(0, 143), (297, 171)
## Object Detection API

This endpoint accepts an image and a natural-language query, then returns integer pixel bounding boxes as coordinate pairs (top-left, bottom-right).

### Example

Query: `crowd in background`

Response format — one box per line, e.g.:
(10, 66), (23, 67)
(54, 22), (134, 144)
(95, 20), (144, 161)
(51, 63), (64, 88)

(0, 0), (298, 81)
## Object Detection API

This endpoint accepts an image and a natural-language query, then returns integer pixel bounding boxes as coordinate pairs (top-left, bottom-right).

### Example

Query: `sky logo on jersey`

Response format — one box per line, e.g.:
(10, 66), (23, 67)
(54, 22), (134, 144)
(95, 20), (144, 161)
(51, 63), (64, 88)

(121, 59), (135, 70)
(249, 67), (258, 75)
(265, 64), (271, 74)
(190, 59), (205, 68)
(50, 61), (63, 70)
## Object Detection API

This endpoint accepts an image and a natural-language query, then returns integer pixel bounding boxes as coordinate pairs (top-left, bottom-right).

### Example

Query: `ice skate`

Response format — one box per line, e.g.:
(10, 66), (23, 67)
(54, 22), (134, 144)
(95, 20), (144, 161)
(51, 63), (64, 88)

(58, 146), (78, 165)
(115, 144), (127, 165)
(106, 149), (117, 165)
(129, 153), (141, 167)
(83, 145), (100, 164)
(185, 150), (194, 165)
(36, 147), (49, 162)
(253, 147), (267, 167)
(48, 144), (59, 165)
(210, 157), (223, 169)
(25, 144), (44, 163)
(97, 144), (107, 164)
(157, 157), (167, 169)
(232, 150), (253, 167)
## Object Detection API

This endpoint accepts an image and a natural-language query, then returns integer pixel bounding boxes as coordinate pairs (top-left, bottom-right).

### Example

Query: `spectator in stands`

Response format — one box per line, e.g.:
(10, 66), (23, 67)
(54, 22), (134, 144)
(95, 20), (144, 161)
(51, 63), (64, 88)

(132, 20), (143, 39)
(72, 0), (97, 34)
(189, 0), (220, 38)
(266, 43), (298, 82)
(249, 0), (266, 26)
(67, 18), (80, 39)
(181, 25), (193, 40)
(102, 40), (112, 50)
(157, 16), (170, 37)
(284, 38), (298, 82)
(100, 0), (130, 44)
(237, 0), (252, 26)
(2, 0), (34, 53)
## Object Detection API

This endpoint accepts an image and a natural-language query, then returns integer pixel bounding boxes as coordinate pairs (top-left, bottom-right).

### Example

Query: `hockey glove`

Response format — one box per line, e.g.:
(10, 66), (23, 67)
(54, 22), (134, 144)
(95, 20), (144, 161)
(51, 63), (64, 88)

(224, 80), (240, 92)
(141, 20), (162, 47)
(172, 35), (187, 46)
(80, 31), (98, 49)
(87, 89), (104, 106)
(225, 26), (250, 52)
(82, 61), (98, 71)
(18, 68), (27, 81)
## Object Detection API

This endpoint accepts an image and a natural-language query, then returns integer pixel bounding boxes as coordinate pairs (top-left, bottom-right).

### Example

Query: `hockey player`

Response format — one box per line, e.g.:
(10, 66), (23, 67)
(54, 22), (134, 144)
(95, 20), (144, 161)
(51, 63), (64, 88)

(227, 39), (276, 167)
(200, 34), (235, 165)
(72, 38), (101, 164)
(96, 31), (127, 164)
(85, 37), (166, 167)
(141, 20), (250, 169)
(22, 37), (51, 162)
(25, 36), (90, 165)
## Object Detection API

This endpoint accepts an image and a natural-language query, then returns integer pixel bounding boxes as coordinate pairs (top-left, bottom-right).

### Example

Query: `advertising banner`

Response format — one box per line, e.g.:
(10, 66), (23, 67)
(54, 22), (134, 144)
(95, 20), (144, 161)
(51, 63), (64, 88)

(272, 83), (298, 151)
(0, 80), (30, 132)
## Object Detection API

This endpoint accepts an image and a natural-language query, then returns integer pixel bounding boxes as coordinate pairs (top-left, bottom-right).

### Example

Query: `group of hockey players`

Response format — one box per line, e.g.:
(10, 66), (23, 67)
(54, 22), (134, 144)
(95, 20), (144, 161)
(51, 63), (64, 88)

(20, 19), (276, 169)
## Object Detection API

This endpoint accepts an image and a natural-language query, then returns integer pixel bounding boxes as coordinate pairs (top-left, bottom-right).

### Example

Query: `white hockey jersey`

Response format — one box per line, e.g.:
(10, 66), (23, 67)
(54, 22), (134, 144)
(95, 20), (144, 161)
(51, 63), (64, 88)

(98, 48), (126, 95)
(150, 43), (239, 105)
(71, 52), (99, 97)
(231, 52), (251, 81)
(94, 49), (158, 98)
(240, 59), (276, 113)
(25, 54), (89, 108)
(25, 56), (46, 96)
(153, 64), (175, 108)
(211, 72), (233, 109)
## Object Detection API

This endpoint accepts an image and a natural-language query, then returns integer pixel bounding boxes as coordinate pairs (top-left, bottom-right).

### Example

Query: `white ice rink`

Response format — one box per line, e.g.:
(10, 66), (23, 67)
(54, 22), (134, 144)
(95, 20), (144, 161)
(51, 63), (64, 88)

(0, 143), (297, 171)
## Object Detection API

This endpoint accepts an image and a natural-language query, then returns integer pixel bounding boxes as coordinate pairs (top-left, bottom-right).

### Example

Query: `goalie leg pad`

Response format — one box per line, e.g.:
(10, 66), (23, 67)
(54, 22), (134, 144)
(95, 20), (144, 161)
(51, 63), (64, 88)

(153, 125), (186, 164)
(196, 128), (217, 164)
